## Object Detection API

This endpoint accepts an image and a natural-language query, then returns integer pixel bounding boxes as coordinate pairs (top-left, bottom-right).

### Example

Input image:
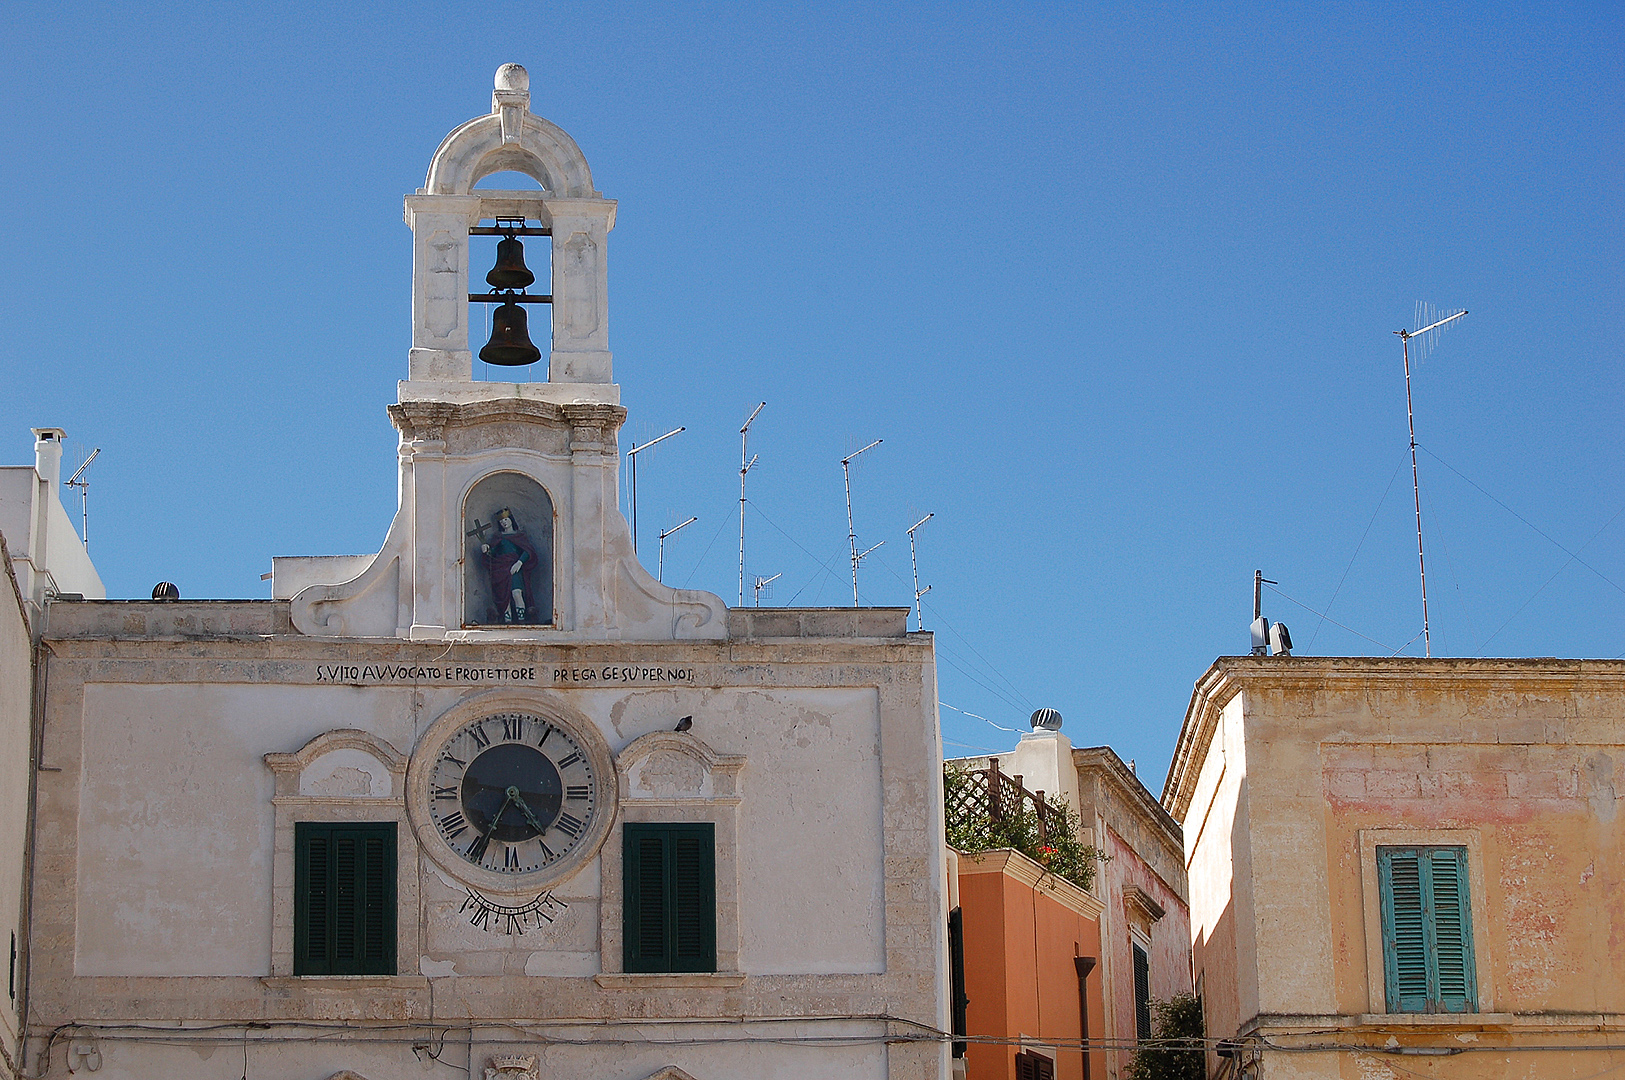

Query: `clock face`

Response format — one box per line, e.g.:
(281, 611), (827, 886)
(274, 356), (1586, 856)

(427, 711), (601, 877)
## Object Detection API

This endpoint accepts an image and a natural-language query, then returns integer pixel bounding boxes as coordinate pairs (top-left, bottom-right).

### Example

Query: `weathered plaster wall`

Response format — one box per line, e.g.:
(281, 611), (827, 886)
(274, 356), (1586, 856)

(30, 606), (947, 1079)
(1166, 658), (1625, 1077)
(0, 538), (31, 1078)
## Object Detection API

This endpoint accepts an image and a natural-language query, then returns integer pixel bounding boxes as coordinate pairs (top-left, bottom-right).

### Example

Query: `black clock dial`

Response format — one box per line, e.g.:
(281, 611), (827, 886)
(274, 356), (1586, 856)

(427, 711), (600, 875)
(460, 743), (561, 842)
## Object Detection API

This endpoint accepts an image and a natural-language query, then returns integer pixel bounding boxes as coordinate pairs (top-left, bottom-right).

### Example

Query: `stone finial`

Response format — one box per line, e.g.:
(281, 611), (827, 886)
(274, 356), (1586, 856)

(493, 64), (530, 143)
(495, 63), (529, 92)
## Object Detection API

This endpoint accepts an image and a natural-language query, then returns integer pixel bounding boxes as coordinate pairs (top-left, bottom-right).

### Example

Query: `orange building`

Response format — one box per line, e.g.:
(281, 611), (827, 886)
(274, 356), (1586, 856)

(953, 849), (1106, 1080)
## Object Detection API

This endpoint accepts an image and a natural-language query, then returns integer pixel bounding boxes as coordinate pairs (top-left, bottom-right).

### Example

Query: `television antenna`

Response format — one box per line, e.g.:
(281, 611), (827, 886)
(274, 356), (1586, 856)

(64, 447), (100, 549)
(738, 402), (765, 606)
(752, 572), (781, 607)
(1394, 305), (1467, 657)
(907, 513), (933, 631)
(841, 439), (883, 606)
(657, 515), (697, 583)
(626, 426), (684, 556)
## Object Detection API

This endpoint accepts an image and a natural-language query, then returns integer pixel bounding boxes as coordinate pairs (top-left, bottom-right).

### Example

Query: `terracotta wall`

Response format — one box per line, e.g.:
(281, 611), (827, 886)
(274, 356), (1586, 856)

(959, 859), (1105, 1080)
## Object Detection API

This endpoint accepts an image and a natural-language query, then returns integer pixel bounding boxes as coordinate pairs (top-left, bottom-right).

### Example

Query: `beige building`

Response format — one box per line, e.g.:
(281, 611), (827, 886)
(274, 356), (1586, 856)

(1163, 656), (1625, 1078)
(21, 67), (951, 1080)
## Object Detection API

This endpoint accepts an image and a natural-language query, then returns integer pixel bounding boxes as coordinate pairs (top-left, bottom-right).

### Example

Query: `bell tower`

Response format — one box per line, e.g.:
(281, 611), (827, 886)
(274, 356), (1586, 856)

(405, 62), (615, 387)
(278, 66), (727, 642)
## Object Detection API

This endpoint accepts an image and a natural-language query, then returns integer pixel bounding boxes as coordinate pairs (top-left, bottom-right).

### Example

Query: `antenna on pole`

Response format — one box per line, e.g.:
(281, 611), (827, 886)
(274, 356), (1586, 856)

(752, 572), (781, 607)
(841, 439), (883, 606)
(64, 447), (100, 550)
(738, 402), (765, 607)
(907, 513), (933, 631)
(1394, 305), (1467, 657)
(626, 426), (684, 556)
(657, 515), (697, 584)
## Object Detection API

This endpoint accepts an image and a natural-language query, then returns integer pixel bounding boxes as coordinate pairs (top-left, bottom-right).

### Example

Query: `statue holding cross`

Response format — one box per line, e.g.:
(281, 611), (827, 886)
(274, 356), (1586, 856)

(472, 507), (540, 623)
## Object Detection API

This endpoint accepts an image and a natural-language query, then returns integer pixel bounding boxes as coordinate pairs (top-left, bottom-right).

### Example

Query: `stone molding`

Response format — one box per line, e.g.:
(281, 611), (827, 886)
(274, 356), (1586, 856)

(641, 1068), (703, 1080)
(264, 729), (408, 799)
(617, 732), (745, 804)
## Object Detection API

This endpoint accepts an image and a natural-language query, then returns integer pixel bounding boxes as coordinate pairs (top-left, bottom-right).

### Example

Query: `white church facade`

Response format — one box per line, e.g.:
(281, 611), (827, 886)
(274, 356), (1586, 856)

(17, 67), (951, 1080)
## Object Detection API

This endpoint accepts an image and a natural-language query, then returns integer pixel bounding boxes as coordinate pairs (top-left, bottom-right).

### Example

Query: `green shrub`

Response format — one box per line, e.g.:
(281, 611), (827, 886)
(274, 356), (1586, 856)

(943, 765), (1106, 892)
(1123, 993), (1206, 1080)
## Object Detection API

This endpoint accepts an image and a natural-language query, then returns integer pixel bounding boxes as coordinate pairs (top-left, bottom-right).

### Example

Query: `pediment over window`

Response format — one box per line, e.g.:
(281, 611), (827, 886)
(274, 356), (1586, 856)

(618, 732), (744, 803)
(642, 1068), (701, 1080)
(265, 729), (408, 799)
(324, 1072), (374, 1080)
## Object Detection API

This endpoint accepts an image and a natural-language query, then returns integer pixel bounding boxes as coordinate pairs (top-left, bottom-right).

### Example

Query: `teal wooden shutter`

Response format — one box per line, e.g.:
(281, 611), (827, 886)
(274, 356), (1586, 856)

(295, 823), (396, 975)
(1379, 846), (1476, 1013)
(624, 823), (715, 972)
(1429, 847), (1477, 1013)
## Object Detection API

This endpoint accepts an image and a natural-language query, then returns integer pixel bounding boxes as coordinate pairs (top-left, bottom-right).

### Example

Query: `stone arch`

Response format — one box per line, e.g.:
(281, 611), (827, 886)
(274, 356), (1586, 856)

(463, 471), (555, 627)
(425, 112), (596, 197)
(618, 732), (744, 802)
(264, 729), (408, 798)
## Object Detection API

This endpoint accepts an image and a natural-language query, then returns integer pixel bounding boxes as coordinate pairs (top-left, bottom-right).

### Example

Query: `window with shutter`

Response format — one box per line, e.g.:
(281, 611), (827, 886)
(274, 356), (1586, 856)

(1378, 846), (1477, 1013)
(1132, 942), (1152, 1040)
(1015, 1050), (1054, 1080)
(294, 822), (397, 975)
(623, 823), (715, 973)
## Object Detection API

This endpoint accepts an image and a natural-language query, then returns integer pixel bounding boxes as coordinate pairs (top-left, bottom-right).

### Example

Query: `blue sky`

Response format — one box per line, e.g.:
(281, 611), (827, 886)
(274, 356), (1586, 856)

(2, 3), (1620, 789)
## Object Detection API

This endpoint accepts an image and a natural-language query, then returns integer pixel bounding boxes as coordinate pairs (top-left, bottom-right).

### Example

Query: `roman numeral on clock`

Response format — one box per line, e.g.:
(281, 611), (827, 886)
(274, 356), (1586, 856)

(502, 715), (524, 741)
(470, 723), (491, 749)
(439, 812), (469, 840)
(556, 751), (582, 769)
(467, 833), (491, 863)
(432, 786), (457, 800)
(505, 846), (519, 870)
(536, 723), (554, 747)
(565, 785), (590, 800)
(553, 812), (585, 838)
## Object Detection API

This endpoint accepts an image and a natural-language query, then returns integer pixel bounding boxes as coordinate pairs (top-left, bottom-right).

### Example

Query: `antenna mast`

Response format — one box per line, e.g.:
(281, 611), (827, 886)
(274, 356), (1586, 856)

(738, 403), (765, 606)
(657, 515), (697, 584)
(841, 439), (883, 606)
(907, 513), (933, 631)
(1394, 307), (1467, 657)
(626, 426), (684, 555)
(64, 447), (100, 549)
(752, 572), (781, 607)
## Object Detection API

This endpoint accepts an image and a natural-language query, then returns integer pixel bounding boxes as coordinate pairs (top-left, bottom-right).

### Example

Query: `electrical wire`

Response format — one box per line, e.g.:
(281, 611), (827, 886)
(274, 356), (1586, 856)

(1263, 584), (1397, 654)
(1308, 456), (1406, 652)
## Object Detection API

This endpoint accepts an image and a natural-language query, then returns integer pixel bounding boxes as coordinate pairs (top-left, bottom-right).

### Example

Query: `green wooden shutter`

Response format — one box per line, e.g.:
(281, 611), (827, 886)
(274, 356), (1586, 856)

(624, 823), (715, 972)
(1380, 849), (1430, 1012)
(1379, 846), (1476, 1014)
(295, 823), (396, 976)
(1133, 943), (1152, 1040)
(1429, 847), (1477, 1013)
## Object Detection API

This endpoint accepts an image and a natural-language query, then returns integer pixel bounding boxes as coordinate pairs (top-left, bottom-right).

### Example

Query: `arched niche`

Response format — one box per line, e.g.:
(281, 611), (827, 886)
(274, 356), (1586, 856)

(464, 472), (555, 626)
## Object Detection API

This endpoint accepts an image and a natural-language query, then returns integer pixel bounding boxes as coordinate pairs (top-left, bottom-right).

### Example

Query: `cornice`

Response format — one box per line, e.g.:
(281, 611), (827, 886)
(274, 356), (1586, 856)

(952, 847), (1105, 919)
(1160, 655), (1625, 821)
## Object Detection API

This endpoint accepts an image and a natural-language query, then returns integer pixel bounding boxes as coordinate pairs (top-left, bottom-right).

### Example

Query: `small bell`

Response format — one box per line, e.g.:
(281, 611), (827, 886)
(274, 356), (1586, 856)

(480, 301), (542, 366)
(486, 235), (535, 290)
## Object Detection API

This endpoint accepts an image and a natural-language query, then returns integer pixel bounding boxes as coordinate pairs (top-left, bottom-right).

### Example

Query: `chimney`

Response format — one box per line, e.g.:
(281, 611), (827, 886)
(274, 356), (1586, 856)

(33, 428), (65, 489)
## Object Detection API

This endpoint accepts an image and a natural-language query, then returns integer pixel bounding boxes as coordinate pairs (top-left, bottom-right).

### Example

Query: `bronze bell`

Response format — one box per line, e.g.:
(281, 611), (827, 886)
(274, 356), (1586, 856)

(486, 235), (535, 290)
(480, 301), (542, 366)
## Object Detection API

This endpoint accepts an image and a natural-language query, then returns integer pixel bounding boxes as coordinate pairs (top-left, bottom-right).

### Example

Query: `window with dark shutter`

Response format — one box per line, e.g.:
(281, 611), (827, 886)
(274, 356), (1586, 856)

(1015, 1050), (1054, 1080)
(623, 822), (715, 973)
(1133, 942), (1152, 1040)
(294, 822), (396, 975)
(1378, 846), (1477, 1013)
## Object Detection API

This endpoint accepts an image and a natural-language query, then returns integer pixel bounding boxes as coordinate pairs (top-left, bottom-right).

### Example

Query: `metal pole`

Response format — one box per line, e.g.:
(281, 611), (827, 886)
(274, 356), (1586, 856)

(1401, 331), (1431, 656)
(841, 440), (882, 606)
(739, 403), (764, 607)
(657, 516), (697, 584)
(626, 427), (684, 558)
(908, 513), (933, 631)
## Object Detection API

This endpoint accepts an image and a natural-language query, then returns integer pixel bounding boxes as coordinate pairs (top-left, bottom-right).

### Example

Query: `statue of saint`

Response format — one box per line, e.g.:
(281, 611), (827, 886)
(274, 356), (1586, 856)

(478, 507), (540, 623)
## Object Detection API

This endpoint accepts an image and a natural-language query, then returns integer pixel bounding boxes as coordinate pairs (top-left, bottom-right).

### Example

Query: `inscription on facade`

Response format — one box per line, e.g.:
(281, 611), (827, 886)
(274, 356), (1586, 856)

(310, 663), (697, 685)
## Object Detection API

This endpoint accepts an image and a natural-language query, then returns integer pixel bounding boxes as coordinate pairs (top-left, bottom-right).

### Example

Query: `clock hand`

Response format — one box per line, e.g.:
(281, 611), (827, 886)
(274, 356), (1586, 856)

(476, 792), (514, 854)
(507, 786), (549, 834)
